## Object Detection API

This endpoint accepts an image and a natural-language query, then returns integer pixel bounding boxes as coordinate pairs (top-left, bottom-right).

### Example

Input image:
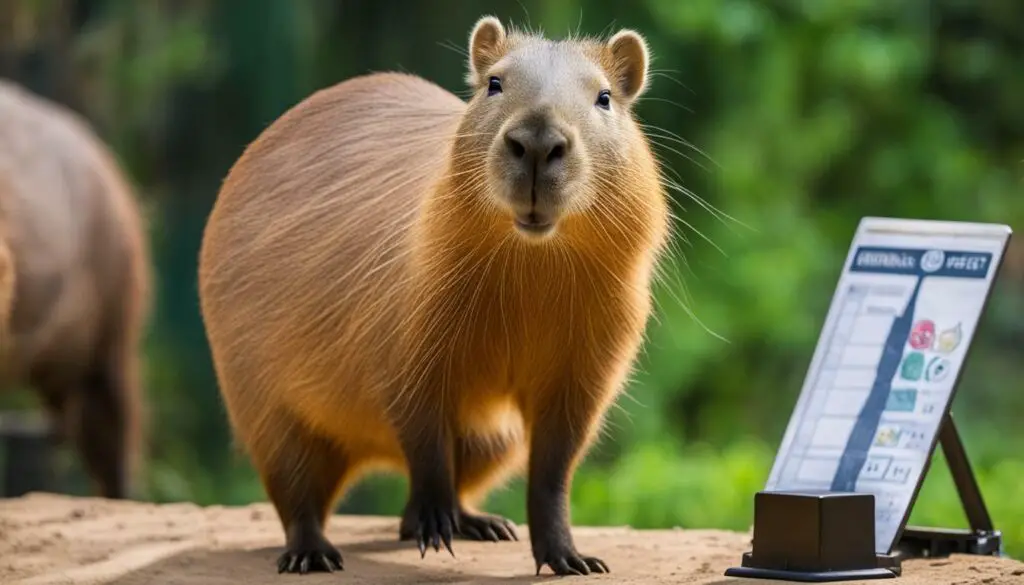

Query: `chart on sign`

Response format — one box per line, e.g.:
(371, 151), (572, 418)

(765, 217), (1011, 554)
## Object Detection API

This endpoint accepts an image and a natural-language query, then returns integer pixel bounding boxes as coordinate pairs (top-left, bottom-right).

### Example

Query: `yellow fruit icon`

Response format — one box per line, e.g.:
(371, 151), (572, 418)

(936, 323), (962, 354)
(874, 426), (900, 447)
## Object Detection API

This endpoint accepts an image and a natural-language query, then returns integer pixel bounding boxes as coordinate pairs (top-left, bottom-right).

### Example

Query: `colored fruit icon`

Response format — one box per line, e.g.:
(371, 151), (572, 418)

(900, 351), (925, 381)
(874, 426), (901, 447)
(885, 388), (918, 412)
(935, 322), (962, 354)
(908, 319), (935, 350)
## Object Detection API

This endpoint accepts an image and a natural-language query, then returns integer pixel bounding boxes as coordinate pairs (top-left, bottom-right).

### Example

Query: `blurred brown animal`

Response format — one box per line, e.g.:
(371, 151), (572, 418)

(199, 16), (669, 577)
(0, 79), (149, 500)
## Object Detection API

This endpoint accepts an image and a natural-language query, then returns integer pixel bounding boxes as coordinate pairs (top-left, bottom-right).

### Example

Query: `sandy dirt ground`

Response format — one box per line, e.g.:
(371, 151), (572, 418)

(1, 493), (1022, 585)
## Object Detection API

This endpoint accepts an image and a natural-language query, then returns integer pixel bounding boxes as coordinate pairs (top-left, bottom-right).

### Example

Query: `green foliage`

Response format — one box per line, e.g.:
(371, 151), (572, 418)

(3, 0), (1023, 561)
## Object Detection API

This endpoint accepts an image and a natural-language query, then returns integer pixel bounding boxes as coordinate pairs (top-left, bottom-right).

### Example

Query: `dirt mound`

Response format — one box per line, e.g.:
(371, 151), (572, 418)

(1, 493), (1021, 584)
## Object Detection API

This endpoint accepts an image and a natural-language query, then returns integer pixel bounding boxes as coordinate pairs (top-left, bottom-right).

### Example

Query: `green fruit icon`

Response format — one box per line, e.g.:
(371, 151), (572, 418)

(900, 352), (925, 381)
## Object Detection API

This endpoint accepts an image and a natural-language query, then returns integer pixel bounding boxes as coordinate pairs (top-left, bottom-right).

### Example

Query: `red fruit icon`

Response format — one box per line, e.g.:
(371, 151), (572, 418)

(909, 319), (935, 350)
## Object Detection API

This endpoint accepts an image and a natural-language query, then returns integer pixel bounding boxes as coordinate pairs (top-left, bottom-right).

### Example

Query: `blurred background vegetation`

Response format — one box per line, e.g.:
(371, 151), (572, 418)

(2, 0), (1023, 559)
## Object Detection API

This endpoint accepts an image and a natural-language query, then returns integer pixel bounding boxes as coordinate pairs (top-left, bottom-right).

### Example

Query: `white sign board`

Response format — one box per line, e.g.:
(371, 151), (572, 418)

(765, 217), (1011, 554)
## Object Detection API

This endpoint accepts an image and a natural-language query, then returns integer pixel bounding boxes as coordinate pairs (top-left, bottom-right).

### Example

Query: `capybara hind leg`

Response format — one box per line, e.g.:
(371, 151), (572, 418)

(32, 358), (134, 499)
(455, 437), (521, 542)
(73, 363), (135, 499)
(255, 421), (348, 574)
(400, 436), (519, 542)
(33, 378), (70, 443)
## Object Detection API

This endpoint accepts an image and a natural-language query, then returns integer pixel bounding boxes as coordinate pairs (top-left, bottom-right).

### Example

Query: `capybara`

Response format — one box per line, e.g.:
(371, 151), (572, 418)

(198, 16), (669, 576)
(0, 79), (149, 500)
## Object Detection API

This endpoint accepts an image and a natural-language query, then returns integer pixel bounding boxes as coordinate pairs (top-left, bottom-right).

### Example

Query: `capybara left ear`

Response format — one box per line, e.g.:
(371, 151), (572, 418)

(467, 16), (507, 88)
(606, 29), (650, 103)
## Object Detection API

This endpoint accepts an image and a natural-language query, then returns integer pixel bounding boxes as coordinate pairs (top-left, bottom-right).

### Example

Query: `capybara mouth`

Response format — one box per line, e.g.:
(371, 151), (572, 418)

(514, 211), (554, 236)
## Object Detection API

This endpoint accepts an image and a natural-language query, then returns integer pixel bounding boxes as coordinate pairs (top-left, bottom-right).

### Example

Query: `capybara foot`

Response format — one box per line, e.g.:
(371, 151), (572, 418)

(276, 531), (344, 574)
(533, 534), (609, 576)
(457, 510), (518, 542)
(400, 506), (517, 543)
(402, 498), (456, 558)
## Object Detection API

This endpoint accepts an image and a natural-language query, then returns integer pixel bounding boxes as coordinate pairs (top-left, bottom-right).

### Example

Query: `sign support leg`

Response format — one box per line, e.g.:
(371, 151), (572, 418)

(893, 413), (1003, 558)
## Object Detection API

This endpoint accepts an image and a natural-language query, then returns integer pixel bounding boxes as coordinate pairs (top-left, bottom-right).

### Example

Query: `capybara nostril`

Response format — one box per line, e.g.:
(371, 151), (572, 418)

(504, 130), (527, 159)
(545, 138), (566, 164)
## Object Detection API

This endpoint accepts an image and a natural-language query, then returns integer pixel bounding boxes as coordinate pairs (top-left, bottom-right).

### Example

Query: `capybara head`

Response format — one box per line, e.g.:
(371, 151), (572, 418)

(454, 16), (654, 241)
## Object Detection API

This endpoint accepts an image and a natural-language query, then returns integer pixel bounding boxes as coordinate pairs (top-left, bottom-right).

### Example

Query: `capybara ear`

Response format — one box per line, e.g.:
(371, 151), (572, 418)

(606, 29), (650, 103)
(467, 16), (507, 88)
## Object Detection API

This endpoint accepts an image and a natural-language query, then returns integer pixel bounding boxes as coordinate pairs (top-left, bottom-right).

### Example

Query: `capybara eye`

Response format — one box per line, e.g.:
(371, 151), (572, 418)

(487, 76), (503, 96)
(596, 89), (611, 110)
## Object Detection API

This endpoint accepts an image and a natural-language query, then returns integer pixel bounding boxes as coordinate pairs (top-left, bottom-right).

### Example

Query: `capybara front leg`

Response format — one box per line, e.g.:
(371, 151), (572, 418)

(396, 405), (458, 557)
(527, 392), (609, 576)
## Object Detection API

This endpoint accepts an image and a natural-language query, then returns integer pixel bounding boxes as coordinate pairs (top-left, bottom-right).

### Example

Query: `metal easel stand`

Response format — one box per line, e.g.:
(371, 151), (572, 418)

(892, 412), (1003, 559)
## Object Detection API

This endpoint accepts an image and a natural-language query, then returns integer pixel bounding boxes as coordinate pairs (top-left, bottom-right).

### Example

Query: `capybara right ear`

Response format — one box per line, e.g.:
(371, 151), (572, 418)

(467, 16), (507, 88)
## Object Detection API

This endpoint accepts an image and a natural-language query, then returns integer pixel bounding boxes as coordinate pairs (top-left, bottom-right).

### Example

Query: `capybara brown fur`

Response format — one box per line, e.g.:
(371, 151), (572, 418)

(198, 16), (669, 576)
(0, 79), (149, 500)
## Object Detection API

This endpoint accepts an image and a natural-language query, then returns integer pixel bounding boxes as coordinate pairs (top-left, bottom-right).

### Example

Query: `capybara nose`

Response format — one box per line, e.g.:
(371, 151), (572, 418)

(503, 126), (569, 175)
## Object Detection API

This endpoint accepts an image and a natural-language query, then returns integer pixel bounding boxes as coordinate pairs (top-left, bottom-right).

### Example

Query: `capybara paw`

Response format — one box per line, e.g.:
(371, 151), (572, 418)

(407, 501), (457, 558)
(533, 542), (609, 576)
(457, 510), (518, 542)
(276, 540), (344, 574)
